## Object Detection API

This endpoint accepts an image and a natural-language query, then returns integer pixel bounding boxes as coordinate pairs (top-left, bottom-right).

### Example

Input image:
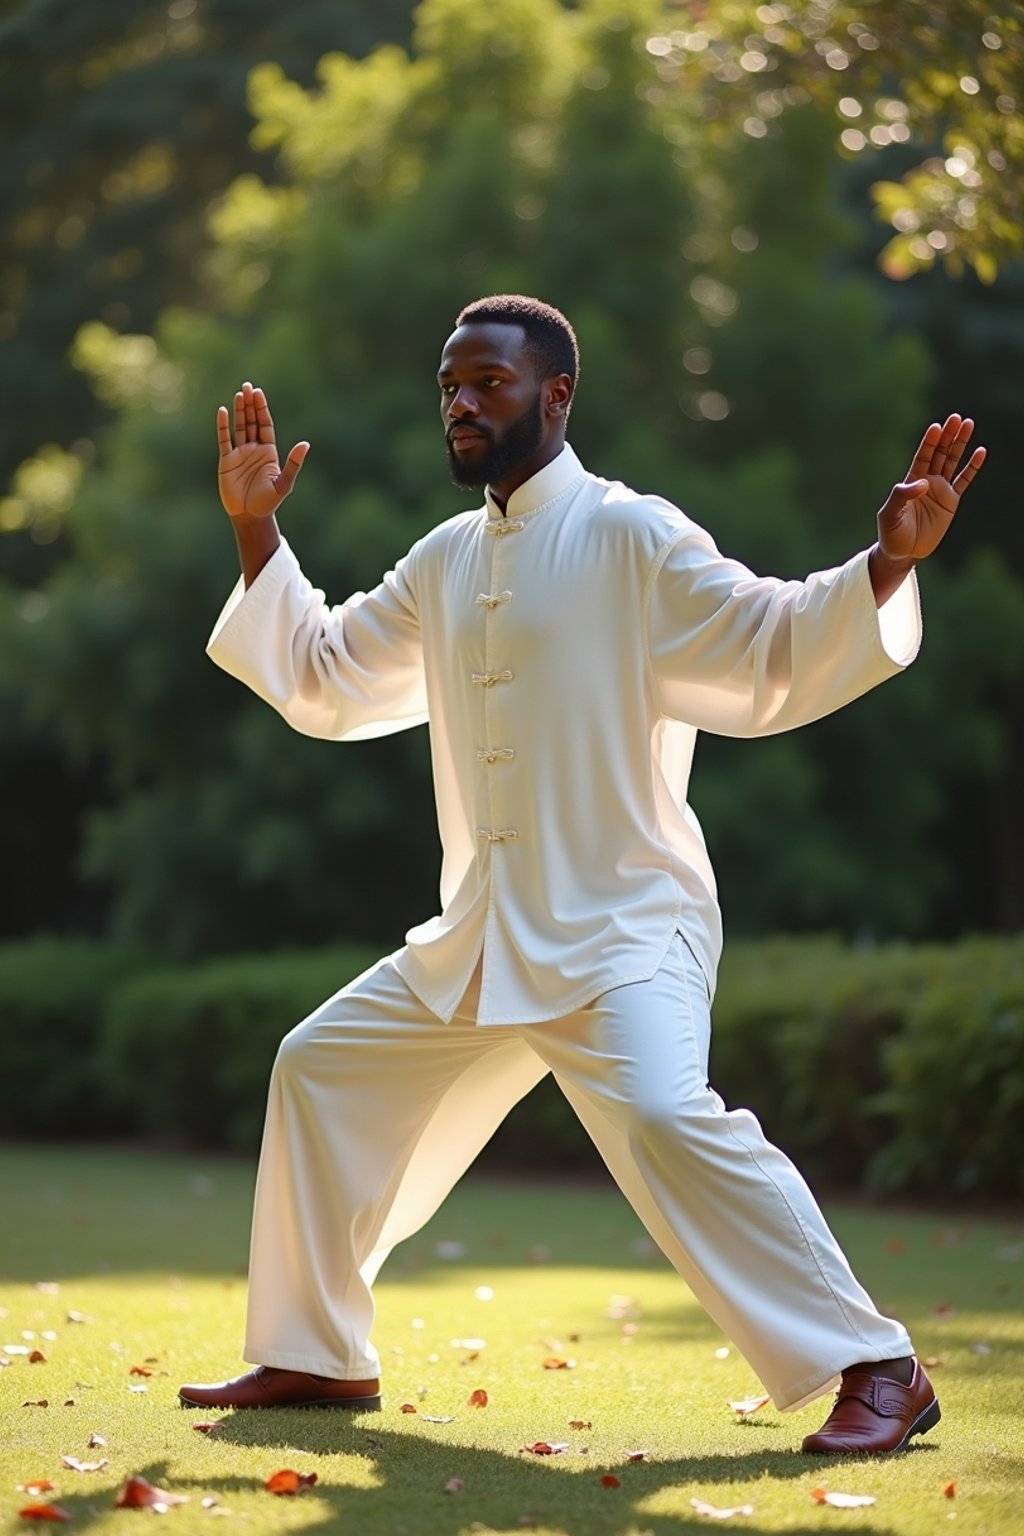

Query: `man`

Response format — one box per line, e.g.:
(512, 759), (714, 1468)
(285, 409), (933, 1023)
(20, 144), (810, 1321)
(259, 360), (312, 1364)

(181, 294), (985, 1453)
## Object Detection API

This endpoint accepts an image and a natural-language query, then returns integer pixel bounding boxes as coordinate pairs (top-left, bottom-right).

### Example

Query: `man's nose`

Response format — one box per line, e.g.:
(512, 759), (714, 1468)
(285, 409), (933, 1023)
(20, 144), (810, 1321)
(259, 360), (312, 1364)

(447, 387), (480, 420)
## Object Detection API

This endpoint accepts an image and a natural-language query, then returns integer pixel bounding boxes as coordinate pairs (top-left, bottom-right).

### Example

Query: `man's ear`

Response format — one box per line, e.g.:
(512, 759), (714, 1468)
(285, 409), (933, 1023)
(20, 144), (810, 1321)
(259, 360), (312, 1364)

(545, 374), (574, 419)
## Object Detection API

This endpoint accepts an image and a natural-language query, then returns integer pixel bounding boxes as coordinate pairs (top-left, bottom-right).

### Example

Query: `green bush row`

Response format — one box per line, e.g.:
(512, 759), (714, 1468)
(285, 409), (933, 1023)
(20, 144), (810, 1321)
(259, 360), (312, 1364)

(1, 933), (1021, 1198)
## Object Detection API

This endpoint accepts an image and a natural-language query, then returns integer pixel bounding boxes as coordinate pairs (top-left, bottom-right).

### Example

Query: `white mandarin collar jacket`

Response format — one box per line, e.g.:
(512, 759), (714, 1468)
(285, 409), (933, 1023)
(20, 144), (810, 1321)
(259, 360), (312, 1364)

(208, 444), (921, 1025)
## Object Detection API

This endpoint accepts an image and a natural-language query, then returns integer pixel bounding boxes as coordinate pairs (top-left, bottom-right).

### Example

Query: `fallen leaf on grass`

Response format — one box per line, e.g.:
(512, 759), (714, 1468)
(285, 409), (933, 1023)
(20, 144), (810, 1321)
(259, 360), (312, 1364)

(22, 1400), (49, 1408)
(87, 1434), (107, 1449)
(29, 1350), (47, 1364)
(521, 1442), (569, 1456)
(444, 1479), (465, 1493)
(63, 1399), (75, 1408)
(115, 1476), (188, 1511)
(61, 1457), (109, 1473)
(65, 1313), (88, 1325)
(810, 1488), (876, 1509)
(127, 1385), (148, 1394)
(36, 1282), (61, 1295)
(600, 1475), (620, 1488)
(130, 1366), (154, 1377)
(568, 1420), (592, 1430)
(0, 1356), (11, 1366)
(884, 1237), (906, 1255)
(467, 1389), (488, 1408)
(944, 1482), (957, 1499)
(421, 1414), (456, 1423)
(6, 1344), (31, 1355)
(931, 1302), (956, 1319)
(191, 1422), (222, 1435)
(971, 1341), (992, 1355)
(264, 1470), (317, 1496)
(399, 1403), (418, 1414)
(18, 1506), (71, 1523)
(541, 1357), (575, 1370)
(18, 1483), (57, 1496)
(728, 1394), (771, 1416)
(690, 1496), (755, 1520)
(922, 1356), (946, 1369)
(626, 1451), (648, 1462)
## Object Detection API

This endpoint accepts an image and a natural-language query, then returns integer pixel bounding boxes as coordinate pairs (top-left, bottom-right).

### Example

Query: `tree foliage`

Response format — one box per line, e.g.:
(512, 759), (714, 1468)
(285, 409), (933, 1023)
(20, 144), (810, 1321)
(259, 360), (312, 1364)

(650, 0), (1024, 282)
(1, 0), (1022, 952)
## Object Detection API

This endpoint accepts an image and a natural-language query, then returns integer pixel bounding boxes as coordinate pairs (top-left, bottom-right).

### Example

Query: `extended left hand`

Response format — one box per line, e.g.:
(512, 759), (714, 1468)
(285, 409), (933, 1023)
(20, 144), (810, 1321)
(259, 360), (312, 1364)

(877, 413), (986, 562)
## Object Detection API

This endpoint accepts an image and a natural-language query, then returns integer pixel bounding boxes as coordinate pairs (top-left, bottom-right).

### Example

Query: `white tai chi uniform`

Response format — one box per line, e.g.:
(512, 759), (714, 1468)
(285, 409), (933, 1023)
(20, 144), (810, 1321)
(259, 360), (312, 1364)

(208, 444), (919, 1410)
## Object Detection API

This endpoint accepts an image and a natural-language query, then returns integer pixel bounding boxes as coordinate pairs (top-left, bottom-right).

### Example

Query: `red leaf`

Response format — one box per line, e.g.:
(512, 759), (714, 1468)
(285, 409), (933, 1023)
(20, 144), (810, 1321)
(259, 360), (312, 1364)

(18, 1506), (71, 1523)
(18, 1484), (56, 1497)
(22, 1400), (49, 1408)
(600, 1475), (621, 1488)
(264, 1469), (317, 1496)
(467, 1389), (488, 1408)
(191, 1421), (222, 1434)
(521, 1441), (569, 1456)
(399, 1402), (418, 1413)
(114, 1476), (188, 1510)
(28, 1351), (47, 1364)
(944, 1481), (957, 1499)
(568, 1420), (592, 1430)
(626, 1451), (648, 1462)
(129, 1366), (154, 1377)
(541, 1356), (575, 1370)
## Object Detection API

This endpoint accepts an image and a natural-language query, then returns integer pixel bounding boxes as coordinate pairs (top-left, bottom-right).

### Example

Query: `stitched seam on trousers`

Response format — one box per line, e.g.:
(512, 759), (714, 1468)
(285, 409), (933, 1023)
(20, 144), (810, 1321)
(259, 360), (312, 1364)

(722, 1114), (874, 1349)
(674, 931), (710, 1102)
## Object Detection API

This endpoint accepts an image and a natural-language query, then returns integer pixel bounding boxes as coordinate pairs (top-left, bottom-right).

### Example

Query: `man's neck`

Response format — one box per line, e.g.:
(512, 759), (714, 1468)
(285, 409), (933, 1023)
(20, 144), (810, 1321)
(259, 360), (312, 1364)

(488, 437), (566, 513)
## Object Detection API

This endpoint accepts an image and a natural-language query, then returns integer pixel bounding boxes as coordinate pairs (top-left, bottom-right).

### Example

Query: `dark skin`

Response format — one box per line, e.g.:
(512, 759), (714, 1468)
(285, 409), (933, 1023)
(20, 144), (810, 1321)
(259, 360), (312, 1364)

(437, 321), (573, 508)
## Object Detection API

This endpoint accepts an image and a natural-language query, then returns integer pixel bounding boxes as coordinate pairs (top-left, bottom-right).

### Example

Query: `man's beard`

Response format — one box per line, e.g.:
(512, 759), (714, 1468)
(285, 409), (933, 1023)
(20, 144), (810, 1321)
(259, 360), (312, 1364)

(446, 394), (545, 490)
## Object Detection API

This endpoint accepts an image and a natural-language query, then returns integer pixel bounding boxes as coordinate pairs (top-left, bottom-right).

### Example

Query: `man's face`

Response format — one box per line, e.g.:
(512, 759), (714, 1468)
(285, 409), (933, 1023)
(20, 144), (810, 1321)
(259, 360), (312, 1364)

(438, 322), (547, 490)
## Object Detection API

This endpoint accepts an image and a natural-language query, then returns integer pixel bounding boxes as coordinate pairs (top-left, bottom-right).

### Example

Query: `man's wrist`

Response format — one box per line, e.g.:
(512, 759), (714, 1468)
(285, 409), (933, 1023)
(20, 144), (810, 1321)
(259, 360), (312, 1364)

(868, 543), (916, 608)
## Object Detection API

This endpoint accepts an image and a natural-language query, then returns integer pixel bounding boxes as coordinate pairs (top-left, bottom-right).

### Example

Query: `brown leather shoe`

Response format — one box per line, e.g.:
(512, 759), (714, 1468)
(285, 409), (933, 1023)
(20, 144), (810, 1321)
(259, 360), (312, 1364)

(178, 1365), (381, 1411)
(802, 1360), (939, 1454)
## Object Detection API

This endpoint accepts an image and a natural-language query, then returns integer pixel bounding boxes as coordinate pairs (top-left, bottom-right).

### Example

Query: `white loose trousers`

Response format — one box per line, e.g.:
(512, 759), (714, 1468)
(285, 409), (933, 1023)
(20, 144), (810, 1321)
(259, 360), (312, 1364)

(244, 933), (911, 1413)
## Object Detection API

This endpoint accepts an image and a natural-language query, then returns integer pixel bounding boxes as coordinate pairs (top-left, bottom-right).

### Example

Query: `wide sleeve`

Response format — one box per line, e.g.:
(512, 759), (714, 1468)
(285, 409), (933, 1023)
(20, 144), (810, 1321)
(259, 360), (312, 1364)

(206, 537), (427, 741)
(645, 528), (922, 738)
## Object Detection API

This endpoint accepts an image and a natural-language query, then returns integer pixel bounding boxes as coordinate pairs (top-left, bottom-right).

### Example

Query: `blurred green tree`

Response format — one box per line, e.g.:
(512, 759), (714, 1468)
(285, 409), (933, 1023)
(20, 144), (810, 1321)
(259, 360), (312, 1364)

(2, 0), (1021, 952)
(650, 0), (1024, 282)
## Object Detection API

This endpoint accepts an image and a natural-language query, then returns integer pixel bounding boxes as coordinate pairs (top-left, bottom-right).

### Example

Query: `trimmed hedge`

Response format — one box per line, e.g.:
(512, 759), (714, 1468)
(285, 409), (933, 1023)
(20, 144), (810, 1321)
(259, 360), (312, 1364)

(0, 933), (1021, 1197)
(0, 938), (147, 1135)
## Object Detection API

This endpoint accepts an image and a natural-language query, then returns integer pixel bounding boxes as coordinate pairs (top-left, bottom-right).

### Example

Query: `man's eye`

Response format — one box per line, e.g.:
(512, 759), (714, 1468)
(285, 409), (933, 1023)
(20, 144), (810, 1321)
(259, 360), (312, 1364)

(483, 378), (502, 388)
(440, 383), (456, 395)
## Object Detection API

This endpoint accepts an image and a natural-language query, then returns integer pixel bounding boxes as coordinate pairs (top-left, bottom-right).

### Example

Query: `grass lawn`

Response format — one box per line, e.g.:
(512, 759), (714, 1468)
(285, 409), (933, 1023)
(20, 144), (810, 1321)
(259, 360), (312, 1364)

(1, 1144), (1022, 1534)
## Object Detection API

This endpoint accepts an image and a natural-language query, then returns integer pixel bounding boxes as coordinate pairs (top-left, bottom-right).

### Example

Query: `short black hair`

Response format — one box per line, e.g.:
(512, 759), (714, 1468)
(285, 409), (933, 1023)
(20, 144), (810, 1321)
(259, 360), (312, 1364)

(456, 294), (579, 396)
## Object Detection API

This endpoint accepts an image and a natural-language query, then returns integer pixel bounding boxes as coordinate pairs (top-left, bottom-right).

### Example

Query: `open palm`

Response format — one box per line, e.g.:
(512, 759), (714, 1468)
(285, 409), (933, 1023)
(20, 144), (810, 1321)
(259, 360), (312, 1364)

(217, 381), (308, 520)
(878, 413), (986, 562)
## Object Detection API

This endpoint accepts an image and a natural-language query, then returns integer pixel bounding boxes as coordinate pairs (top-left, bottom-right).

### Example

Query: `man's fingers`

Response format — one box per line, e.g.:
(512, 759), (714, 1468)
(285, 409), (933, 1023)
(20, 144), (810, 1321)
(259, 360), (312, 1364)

(233, 390), (246, 447)
(933, 414), (976, 479)
(907, 423), (942, 481)
(253, 386), (276, 446)
(242, 380), (258, 443)
(275, 441), (310, 499)
(952, 445), (987, 496)
(216, 405), (233, 457)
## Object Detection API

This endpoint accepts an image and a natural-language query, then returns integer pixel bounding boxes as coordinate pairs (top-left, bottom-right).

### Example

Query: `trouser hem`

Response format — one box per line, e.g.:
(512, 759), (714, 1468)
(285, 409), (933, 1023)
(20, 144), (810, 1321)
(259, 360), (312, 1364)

(244, 1344), (380, 1381)
(775, 1332), (914, 1413)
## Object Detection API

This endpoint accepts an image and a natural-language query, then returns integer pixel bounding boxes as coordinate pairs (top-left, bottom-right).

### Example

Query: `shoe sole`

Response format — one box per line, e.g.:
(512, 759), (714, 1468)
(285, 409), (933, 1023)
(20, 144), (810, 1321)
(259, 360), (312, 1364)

(896, 1395), (941, 1449)
(178, 1393), (382, 1411)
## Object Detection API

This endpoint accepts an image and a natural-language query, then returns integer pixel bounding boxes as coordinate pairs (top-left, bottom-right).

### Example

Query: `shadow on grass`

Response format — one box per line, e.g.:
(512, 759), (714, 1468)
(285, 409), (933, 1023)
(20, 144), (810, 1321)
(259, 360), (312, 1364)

(30, 1434), (914, 1536)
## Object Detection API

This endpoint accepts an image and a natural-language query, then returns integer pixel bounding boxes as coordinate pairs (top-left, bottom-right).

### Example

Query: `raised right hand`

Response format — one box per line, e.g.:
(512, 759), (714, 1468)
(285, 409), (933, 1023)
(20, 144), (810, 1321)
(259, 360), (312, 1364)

(217, 381), (309, 520)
